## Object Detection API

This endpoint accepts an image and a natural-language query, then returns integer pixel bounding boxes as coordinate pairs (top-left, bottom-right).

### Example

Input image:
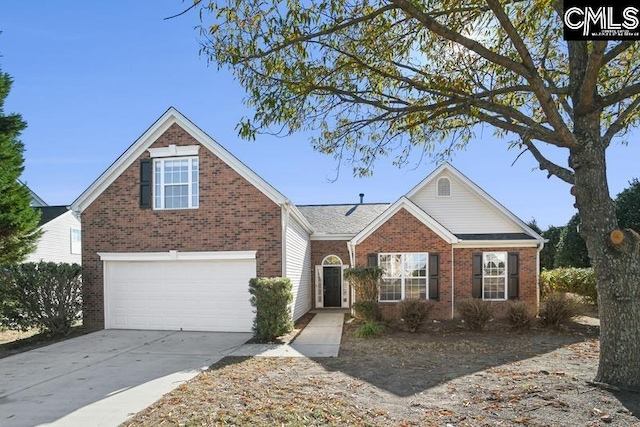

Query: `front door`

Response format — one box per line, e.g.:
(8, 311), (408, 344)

(323, 266), (342, 307)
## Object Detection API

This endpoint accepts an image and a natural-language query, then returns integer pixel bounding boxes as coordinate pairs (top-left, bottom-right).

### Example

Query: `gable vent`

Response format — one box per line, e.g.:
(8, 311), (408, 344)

(437, 177), (451, 197)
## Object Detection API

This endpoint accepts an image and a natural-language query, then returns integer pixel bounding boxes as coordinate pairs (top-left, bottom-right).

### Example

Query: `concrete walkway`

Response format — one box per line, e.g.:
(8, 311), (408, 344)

(230, 312), (344, 358)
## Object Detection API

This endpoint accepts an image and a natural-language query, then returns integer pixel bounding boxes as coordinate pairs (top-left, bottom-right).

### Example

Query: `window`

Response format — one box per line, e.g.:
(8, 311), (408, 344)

(379, 253), (428, 301)
(153, 157), (199, 209)
(437, 177), (451, 197)
(70, 229), (81, 254)
(483, 252), (507, 300)
(322, 255), (343, 265)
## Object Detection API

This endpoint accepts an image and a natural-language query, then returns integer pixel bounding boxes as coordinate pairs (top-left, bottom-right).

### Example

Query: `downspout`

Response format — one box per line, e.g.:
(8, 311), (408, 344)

(347, 241), (355, 267)
(451, 245), (455, 319)
(536, 241), (544, 316)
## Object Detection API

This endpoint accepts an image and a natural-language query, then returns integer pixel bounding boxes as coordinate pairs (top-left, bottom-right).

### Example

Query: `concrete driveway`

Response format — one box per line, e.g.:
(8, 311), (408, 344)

(0, 329), (251, 427)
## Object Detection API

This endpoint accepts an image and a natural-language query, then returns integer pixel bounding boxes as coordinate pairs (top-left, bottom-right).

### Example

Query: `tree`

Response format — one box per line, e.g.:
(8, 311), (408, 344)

(616, 178), (640, 232)
(555, 213), (590, 268)
(196, 1), (640, 389)
(540, 225), (561, 271)
(0, 70), (40, 264)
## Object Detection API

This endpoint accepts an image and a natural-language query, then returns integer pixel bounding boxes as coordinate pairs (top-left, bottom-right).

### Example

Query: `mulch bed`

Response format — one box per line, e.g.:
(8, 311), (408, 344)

(123, 316), (640, 426)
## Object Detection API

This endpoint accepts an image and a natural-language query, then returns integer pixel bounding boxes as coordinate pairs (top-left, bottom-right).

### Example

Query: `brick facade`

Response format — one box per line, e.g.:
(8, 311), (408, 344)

(352, 208), (539, 320)
(81, 123), (282, 328)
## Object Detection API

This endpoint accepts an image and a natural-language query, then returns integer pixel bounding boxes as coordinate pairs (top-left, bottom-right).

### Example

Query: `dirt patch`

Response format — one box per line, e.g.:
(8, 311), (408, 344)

(0, 325), (97, 359)
(123, 317), (639, 426)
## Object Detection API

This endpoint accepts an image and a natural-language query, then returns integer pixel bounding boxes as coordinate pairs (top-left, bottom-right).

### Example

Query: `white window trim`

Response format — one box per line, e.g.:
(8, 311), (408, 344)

(70, 228), (81, 255)
(148, 144), (200, 158)
(153, 156), (199, 210)
(436, 177), (451, 197)
(322, 254), (343, 265)
(482, 251), (508, 301)
(378, 252), (429, 302)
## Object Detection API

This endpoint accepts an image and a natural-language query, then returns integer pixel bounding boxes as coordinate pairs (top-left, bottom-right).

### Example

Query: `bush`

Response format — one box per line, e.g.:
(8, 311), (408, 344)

(0, 262), (82, 335)
(507, 300), (534, 331)
(248, 277), (293, 342)
(352, 300), (380, 321)
(457, 298), (494, 331)
(343, 266), (382, 301)
(355, 321), (384, 338)
(399, 299), (435, 332)
(540, 293), (577, 327)
(540, 267), (597, 305)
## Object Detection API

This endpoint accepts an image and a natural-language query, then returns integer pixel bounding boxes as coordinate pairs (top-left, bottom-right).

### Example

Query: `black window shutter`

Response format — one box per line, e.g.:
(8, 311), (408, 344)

(508, 252), (519, 299)
(367, 253), (378, 267)
(428, 253), (439, 300)
(472, 253), (483, 298)
(140, 158), (152, 209)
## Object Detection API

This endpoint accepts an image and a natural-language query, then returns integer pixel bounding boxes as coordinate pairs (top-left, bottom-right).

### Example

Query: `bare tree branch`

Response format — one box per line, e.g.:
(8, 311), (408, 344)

(600, 82), (640, 108)
(603, 96), (640, 142)
(576, 41), (607, 113)
(602, 41), (635, 65)
(521, 138), (575, 184)
(165, 0), (201, 20)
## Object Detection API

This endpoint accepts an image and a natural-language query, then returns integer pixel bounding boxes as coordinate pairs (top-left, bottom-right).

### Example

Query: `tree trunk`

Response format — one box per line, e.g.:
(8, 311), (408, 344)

(569, 132), (640, 390)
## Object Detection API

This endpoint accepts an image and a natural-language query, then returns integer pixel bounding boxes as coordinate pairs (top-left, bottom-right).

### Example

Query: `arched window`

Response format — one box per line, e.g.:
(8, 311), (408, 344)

(322, 254), (343, 265)
(437, 177), (451, 197)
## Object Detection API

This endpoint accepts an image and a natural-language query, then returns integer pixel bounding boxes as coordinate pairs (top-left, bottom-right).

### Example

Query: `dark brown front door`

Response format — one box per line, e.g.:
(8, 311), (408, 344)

(323, 266), (341, 307)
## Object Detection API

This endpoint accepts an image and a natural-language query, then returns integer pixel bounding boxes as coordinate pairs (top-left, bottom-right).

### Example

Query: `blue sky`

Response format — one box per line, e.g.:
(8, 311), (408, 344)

(2, 2), (638, 229)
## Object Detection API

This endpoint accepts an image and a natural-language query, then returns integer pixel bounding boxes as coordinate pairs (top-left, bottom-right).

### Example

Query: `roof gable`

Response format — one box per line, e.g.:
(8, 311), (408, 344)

(72, 107), (289, 212)
(406, 163), (543, 240)
(35, 206), (75, 226)
(350, 197), (458, 245)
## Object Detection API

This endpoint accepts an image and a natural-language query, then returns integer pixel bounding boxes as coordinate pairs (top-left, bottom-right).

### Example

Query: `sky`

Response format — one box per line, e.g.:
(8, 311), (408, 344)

(1, 1), (639, 230)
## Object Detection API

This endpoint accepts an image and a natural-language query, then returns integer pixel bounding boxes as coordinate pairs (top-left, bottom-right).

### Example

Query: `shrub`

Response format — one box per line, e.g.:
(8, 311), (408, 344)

(343, 266), (382, 301)
(457, 298), (494, 331)
(352, 300), (380, 321)
(248, 277), (293, 342)
(540, 267), (597, 305)
(399, 299), (435, 332)
(0, 262), (82, 335)
(507, 300), (534, 331)
(355, 321), (384, 338)
(540, 293), (577, 328)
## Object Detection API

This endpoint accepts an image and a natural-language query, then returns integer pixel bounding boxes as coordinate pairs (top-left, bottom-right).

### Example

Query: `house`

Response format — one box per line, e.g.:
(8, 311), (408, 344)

(21, 180), (48, 207)
(72, 107), (544, 332)
(24, 206), (82, 264)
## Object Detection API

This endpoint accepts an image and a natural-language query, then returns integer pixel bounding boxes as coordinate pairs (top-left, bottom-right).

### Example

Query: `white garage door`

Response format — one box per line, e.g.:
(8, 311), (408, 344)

(102, 251), (256, 332)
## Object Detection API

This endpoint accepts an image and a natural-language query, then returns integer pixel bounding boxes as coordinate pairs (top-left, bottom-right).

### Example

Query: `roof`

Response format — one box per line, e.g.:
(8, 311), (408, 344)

(71, 107), (297, 214)
(296, 203), (390, 235)
(455, 233), (536, 241)
(35, 206), (70, 226)
(350, 197), (459, 245)
(405, 163), (544, 241)
(18, 180), (48, 207)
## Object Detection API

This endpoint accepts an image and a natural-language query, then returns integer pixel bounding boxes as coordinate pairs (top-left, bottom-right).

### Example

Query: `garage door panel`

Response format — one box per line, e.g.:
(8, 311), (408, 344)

(105, 257), (255, 332)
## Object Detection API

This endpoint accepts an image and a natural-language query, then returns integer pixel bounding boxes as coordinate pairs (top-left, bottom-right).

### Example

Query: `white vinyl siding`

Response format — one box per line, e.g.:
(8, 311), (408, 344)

(24, 211), (82, 264)
(410, 172), (522, 234)
(285, 216), (312, 321)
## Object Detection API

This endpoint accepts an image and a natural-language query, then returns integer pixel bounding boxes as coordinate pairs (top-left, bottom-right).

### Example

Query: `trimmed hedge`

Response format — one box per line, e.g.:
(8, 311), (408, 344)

(399, 299), (435, 332)
(343, 266), (382, 301)
(248, 277), (293, 342)
(457, 298), (494, 331)
(352, 300), (379, 321)
(540, 267), (597, 305)
(0, 262), (82, 335)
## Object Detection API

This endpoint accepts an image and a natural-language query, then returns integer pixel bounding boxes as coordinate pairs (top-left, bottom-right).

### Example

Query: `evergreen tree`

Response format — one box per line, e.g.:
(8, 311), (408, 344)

(615, 179), (640, 232)
(540, 225), (561, 271)
(0, 70), (40, 264)
(555, 213), (590, 268)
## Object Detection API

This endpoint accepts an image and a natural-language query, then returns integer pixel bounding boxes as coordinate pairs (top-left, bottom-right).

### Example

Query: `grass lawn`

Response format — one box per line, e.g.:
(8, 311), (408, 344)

(123, 316), (640, 426)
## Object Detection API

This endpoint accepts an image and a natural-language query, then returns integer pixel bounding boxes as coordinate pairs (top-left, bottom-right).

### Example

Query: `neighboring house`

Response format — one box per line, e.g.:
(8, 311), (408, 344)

(72, 107), (544, 333)
(18, 179), (48, 207)
(24, 206), (82, 264)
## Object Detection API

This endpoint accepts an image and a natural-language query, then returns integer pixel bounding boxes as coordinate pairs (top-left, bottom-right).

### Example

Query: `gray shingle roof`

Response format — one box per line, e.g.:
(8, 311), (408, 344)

(35, 206), (70, 226)
(297, 203), (390, 235)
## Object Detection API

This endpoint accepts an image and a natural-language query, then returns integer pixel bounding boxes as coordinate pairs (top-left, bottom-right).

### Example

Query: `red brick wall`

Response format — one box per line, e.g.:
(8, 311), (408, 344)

(354, 208), (453, 319)
(310, 239), (351, 308)
(453, 247), (538, 316)
(353, 208), (539, 320)
(82, 123), (282, 328)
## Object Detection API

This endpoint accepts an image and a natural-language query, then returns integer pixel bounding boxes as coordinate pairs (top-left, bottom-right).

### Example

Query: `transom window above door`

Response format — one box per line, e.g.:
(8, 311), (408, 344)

(322, 255), (343, 265)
